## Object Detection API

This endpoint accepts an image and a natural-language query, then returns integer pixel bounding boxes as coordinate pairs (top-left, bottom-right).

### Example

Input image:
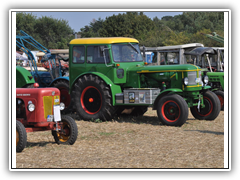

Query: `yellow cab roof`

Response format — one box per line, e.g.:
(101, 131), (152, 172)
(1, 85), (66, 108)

(69, 37), (139, 45)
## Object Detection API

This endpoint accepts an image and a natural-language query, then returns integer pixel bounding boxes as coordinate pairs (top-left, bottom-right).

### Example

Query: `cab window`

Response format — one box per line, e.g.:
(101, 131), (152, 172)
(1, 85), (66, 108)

(87, 46), (110, 64)
(72, 46), (85, 64)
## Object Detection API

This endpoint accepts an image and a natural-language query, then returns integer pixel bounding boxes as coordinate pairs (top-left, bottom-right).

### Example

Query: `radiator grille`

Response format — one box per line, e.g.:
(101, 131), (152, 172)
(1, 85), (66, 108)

(43, 96), (53, 119)
(187, 70), (202, 85)
(187, 71), (197, 85)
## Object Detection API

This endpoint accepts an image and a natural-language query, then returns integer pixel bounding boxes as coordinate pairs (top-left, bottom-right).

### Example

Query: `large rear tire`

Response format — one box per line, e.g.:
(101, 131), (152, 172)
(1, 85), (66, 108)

(72, 74), (115, 121)
(157, 94), (188, 126)
(52, 80), (73, 114)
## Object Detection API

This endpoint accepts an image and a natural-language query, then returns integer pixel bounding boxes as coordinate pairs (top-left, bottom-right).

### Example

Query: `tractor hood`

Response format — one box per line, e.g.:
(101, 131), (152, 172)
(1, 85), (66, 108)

(131, 64), (201, 73)
(123, 64), (201, 88)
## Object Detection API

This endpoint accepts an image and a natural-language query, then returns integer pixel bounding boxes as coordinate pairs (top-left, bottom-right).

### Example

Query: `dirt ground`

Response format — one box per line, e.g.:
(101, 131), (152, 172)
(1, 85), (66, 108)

(16, 108), (225, 169)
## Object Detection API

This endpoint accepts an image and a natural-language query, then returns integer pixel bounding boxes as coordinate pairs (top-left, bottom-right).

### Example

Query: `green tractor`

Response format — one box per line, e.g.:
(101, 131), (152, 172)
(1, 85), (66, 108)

(16, 66), (35, 88)
(141, 44), (224, 111)
(184, 47), (224, 110)
(68, 37), (220, 126)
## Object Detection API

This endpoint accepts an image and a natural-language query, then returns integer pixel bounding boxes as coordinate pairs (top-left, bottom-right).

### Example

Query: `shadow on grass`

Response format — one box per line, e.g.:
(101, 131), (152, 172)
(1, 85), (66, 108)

(26, 141), (55, 148)
(67, 111), (162, 125)
(112, 114), (162, 126)
(69, 112), (198, 126)
(184, 130), (224, 135)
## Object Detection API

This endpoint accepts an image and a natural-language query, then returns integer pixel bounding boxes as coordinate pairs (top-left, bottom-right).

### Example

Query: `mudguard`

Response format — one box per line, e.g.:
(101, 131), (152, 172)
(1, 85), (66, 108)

(16, 66), (35, 88)
(153, 88), (183, 110)
(71, 72), (122, 106)
(49, 76), (69, 86)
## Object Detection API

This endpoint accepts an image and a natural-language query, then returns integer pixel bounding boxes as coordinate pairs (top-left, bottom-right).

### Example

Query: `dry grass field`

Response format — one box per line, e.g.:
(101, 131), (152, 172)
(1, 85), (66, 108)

(16, 108), (224, 169)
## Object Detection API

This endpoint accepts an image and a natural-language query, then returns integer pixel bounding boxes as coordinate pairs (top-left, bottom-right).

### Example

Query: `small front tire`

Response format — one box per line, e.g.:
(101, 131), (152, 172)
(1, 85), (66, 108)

(16, 120), (27, 153)
(157, 94), (188, 126)
(190, 90), (221, 120)
(52, 115), (78, 145)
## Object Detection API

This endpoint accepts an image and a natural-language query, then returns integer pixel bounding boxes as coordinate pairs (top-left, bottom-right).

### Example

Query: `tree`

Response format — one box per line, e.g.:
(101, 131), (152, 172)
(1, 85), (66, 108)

(80, 18), (104, 37)
(161, 31), (190, 46)
(34, 16), (73, 49)
(16, 13), (74, 49)
(190, 29), (223, 47)
(79, 11), (224, 47)
(16, 12), (37, 36)
(86, 12), (156, 42)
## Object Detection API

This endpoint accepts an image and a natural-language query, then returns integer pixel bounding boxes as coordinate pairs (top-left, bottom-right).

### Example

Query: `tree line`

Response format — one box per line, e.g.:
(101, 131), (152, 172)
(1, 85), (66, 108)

(80, 12), (224, 47)
(16, 11), (224, 50)
(16, 12), (74, 49)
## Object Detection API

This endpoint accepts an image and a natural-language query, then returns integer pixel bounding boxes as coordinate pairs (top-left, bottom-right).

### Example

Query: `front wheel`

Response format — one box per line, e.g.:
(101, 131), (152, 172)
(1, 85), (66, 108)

(157, 94), (189, 126)
(190, 90), (221, 120)
(52, 115), (78, 145)
(16, 120), (27, 152)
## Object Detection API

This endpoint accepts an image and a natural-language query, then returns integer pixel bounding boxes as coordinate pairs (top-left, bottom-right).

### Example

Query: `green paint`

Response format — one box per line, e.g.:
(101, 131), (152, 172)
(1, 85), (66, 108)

(69, 38), (210, 108)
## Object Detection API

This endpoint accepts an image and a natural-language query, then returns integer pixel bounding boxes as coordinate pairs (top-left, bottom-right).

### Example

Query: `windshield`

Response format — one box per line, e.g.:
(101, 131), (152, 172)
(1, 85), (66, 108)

(112, 43), (143, 62)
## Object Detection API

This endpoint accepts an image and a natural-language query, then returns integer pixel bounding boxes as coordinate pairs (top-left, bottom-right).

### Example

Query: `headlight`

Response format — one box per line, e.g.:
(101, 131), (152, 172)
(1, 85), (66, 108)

(27, 103), (35, 112)
(203, 75), (209, 84)
(60, 102), (65, 110)
(183, 77), (188, 86)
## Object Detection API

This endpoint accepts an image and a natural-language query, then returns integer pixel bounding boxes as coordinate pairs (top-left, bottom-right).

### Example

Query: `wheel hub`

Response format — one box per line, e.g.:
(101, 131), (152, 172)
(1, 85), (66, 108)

(162, 100), (180, 122)
(89, 98), (94, 103)
(81, 86), (102, 114)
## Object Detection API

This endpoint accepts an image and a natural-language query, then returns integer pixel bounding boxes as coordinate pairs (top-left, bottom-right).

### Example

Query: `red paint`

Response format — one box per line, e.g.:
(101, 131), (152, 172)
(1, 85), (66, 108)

(80, 86), (102, 115)
(16, 87), (62, 132)
(196, 96), (213, 117)
(59, 87), (71, 108)
(33, 83), (39, 88)
(217, 95), (224, 109)
(161, 100), (180, 122)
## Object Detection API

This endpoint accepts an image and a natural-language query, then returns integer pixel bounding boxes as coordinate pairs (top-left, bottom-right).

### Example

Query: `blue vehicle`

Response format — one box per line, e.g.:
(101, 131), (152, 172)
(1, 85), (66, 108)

(16, 30), (73, 114)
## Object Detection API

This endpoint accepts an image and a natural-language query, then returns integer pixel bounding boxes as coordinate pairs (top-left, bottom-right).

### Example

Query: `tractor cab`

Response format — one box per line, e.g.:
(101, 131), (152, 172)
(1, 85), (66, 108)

(184, 47), (224, 72)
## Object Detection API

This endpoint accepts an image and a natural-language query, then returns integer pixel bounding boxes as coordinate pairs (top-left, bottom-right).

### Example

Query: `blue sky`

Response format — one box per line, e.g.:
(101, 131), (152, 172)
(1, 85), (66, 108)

(26, 11), (183, 32)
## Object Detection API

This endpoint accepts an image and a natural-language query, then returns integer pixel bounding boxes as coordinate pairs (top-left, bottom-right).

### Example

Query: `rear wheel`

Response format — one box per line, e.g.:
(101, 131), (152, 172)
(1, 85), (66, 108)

(16, 120), (27, 152)
(157, 94), (188, 126)
(190, 90), (221, 120)
(214, 90), (224, 111)
(52, 80), (73, 114)
(72, 74), (115, 121)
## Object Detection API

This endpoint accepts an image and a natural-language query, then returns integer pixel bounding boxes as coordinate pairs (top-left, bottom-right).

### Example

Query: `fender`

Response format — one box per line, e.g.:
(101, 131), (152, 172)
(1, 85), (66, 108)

(16, 66), (35, 88)
(71, 72), (122, 106)
(202, 85), (212, 90)
(49, 76), (69, 86)
(152, 88), (183, 110)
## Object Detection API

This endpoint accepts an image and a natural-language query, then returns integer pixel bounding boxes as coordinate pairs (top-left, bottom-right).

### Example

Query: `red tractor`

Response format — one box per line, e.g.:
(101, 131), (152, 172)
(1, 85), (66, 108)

(16, 83), (78, 152)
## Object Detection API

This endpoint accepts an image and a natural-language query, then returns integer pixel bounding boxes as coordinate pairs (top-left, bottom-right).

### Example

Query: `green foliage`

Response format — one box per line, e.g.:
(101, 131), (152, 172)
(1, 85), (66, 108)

(16, 12), (224, 50)
(80, 18), (104, 37)
(80, 11), (224, 47)
(16, 12), (74, 50)
(95, 12), (155, 41)
(162, 31), (190, 46)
